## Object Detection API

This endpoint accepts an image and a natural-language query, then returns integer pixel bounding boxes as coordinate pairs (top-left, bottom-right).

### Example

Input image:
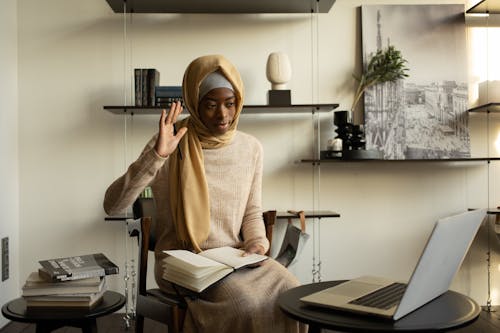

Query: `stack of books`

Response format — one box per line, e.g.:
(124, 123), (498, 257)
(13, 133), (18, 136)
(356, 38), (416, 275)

(155, 86), (183, 108)
(22, 253), (119, 309)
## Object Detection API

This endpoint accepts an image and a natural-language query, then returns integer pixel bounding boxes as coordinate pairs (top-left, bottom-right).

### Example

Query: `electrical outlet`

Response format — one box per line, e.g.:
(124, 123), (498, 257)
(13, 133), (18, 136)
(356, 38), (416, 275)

(2, 237), (8, 281)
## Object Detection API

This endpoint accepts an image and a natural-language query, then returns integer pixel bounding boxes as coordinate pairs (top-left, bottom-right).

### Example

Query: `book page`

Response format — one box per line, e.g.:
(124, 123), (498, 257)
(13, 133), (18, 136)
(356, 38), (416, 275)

(200, 247), (267, 269)
(164, 249), (224, 268)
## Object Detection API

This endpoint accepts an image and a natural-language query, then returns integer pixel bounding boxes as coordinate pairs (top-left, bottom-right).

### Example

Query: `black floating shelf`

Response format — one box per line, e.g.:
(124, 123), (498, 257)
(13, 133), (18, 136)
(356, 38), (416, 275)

(105, 0), (336, 14)
(103, 104), (339, 115)
(301, 157), (500, 163)
(106, 210), (340, 222)
(468, 103), (500, 113)
(466, 0), (500, 14)
(276, 210), (340, 219)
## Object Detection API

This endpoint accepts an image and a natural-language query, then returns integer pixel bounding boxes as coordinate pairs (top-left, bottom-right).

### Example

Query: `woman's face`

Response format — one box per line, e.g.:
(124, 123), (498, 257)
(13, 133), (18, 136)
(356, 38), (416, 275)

(198, 87), (236, 136)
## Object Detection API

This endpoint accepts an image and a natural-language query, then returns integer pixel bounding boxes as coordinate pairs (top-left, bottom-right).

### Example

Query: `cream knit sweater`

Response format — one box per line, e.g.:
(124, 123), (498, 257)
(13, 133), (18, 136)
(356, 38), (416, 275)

(103, 130), (269, 262)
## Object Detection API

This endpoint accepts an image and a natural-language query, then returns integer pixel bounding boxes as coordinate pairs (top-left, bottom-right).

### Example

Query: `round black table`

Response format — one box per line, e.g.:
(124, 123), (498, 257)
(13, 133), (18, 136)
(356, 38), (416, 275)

(1, 291), (125, 333)
(278, 281), (481, 333)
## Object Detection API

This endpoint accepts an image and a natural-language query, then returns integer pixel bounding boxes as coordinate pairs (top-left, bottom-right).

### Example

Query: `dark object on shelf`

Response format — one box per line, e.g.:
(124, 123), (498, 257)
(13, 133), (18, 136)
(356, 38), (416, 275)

(155, 86), (184, 108)
(350, 125), (366, 150)
(332, 110), (367, 151)
(105, 0), (337, 13)
(134, 68), (160, 107)
(321, 150), (342, 159)
(341, 150), (383, 160)
(155, 86), (182, 98)
(333, 110), (353, 151)
(268, 90), (291, 106)
(320, 150), (382, 160)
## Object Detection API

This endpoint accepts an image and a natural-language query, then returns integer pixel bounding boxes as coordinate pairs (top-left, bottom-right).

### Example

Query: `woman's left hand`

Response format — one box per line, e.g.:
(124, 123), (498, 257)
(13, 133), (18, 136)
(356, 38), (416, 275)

(242, 244), (266, 267)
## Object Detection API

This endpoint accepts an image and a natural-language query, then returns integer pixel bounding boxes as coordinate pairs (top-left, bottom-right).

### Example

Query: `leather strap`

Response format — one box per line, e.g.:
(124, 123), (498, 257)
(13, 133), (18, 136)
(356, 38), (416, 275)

(287, 210), (306, 233)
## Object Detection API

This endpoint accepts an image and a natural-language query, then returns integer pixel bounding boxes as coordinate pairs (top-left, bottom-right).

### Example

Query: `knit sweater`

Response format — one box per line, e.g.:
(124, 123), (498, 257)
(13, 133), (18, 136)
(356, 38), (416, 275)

(103, 130), (269, 260)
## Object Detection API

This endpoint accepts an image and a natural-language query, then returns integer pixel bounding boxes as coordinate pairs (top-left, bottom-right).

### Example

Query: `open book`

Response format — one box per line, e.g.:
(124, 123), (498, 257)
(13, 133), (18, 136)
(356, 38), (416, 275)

(162, 246), (268, 292)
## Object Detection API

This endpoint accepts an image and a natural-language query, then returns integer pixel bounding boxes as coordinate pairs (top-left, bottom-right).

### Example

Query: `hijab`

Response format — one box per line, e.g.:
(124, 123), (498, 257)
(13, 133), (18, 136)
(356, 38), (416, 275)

(168, 54), (244, 252)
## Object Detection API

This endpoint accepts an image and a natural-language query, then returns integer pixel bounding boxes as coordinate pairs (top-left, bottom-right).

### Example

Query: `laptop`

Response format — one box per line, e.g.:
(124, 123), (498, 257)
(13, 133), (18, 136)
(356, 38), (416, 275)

(300, 209), (486, 321)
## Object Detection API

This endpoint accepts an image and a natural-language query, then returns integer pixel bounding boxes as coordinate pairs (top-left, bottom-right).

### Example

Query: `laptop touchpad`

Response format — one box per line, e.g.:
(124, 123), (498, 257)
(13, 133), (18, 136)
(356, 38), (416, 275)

(326, 281), (383, 298)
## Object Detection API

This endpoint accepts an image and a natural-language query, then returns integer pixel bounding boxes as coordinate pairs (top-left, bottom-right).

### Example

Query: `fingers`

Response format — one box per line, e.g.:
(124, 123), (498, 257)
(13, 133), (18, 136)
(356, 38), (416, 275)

(243, 244), (265, 256)
(159, 109), (167, 128)
(164, 101), (183, 125)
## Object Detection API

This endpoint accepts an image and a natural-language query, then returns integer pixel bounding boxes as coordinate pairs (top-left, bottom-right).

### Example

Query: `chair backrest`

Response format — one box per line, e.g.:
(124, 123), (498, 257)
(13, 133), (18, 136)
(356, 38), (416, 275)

(130, 197), (157, 296)
(133, 197), (157, 251)
(262, 210), (276, 255)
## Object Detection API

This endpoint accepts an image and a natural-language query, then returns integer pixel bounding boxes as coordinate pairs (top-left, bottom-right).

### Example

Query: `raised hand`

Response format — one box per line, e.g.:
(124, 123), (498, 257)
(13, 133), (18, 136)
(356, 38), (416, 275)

(154, 101), (187, 158)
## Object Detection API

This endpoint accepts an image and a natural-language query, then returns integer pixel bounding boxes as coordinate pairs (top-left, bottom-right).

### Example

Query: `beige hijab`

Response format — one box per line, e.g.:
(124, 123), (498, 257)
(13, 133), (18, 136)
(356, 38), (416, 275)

(168, 55), (244, 252)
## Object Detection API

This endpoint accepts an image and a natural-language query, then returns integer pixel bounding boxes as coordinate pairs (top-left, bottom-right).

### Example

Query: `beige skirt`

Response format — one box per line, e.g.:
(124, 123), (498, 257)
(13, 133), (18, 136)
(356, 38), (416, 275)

(155, 258), (307, 333)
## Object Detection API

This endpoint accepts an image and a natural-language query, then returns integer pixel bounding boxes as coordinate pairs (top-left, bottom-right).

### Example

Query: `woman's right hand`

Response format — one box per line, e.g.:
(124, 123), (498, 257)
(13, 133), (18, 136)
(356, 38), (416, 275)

(154, 101), (188, 158)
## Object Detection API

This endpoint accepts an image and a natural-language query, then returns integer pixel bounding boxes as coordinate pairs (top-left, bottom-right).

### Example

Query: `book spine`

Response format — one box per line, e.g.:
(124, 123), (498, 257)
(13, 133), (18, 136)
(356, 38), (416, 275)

(141, 69), (148, 106)
(134, 68), (142, 106)
(147, 69), (160, 107)
(39, 267), (105, 282)
(155, 86), (182, 98)
(93, 253), (120, 275)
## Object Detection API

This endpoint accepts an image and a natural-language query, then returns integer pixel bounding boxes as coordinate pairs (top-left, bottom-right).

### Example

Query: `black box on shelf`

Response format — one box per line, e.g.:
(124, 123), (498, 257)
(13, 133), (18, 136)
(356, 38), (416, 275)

(268, 90), (291, 106)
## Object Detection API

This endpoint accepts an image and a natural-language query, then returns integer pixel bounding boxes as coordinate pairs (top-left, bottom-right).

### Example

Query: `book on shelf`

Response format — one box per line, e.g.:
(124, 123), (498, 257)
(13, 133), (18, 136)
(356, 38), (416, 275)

(141, 68), (148, 106)
(162, 246), (268, 293)
(155, 85), (182, 98)
(22, 271), (105, 297)
(134, 68), (160, 107)
(147, 68), (160, 106)
(134, 68), (143, 106)
(156, 97), (184, 108)
(24, 287), (106, 309)
(38, 253), (119, 282)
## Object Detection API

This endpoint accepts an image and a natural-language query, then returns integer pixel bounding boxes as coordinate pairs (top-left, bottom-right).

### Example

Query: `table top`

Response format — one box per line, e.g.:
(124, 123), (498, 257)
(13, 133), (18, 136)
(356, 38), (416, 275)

(278, 281), (481, 332)
(1, 291), (126, 323)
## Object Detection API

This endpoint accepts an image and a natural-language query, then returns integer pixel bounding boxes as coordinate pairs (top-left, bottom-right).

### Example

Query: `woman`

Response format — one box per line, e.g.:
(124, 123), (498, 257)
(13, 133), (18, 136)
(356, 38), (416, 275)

(104, 54), (306, 332)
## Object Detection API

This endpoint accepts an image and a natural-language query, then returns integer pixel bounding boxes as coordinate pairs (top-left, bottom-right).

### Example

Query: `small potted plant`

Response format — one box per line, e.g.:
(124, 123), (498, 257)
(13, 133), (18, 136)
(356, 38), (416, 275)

(351, 45), (409, 114)
(328, 45), (409, 159)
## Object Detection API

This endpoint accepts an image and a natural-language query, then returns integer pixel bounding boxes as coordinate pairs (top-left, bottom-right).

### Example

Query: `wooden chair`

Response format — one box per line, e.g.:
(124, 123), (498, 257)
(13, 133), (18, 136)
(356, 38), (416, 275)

(128, 197), (277, 333)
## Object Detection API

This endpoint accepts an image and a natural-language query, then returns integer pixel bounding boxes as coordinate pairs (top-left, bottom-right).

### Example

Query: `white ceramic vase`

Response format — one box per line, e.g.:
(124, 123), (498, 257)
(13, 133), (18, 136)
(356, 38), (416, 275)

(266, 52), (292, 90)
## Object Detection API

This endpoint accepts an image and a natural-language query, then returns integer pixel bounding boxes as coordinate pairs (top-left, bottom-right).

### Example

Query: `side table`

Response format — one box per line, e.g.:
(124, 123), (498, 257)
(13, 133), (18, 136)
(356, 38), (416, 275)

(1, 290), (125, 333)
(278, 281), (481, 333)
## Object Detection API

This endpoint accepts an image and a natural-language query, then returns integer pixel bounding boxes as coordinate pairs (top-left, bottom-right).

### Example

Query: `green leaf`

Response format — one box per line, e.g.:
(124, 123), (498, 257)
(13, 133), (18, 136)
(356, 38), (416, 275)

(351, 44), (409, 112)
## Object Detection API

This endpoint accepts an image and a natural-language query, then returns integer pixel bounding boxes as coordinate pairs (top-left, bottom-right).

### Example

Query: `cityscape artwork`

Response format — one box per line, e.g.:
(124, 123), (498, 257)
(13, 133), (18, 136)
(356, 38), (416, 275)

(361, 5), (470, 159)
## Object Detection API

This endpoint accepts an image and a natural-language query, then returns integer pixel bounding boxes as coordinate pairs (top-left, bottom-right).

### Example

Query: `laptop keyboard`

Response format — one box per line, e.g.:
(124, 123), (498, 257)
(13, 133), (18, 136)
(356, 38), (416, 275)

(348, 282), (407, 310)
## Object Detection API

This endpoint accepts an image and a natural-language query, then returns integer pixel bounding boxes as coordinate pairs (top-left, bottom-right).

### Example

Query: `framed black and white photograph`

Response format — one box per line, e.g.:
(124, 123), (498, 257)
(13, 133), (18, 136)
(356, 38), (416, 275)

(361, 4), (469, 159)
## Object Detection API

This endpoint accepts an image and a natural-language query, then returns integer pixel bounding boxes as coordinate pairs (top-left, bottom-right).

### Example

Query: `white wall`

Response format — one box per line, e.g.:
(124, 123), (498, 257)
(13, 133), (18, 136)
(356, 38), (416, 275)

(0, 0), (19, 328)
(10, 0), (499, 319)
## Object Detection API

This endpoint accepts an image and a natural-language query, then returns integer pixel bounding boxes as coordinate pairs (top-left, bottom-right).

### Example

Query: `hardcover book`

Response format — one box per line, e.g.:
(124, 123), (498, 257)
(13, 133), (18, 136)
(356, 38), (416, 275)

(134, 68), (142, 106)
(24, 288), (106, 309)
(38, 253), (119, 282)
(22, 272), (105, 296)
(147, 68), (160, 106)
(162, 246), (267, 293)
